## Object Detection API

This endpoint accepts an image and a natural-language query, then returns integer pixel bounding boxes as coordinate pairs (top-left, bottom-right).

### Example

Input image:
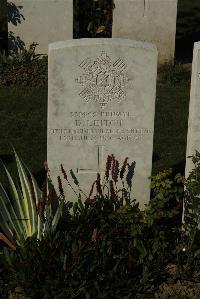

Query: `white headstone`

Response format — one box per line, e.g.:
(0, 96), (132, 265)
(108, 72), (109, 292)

(47, 38), (157, 208)
(7, 0), (73, 54)
(112, 0), (178, 64)
(185, 42), (200, 178)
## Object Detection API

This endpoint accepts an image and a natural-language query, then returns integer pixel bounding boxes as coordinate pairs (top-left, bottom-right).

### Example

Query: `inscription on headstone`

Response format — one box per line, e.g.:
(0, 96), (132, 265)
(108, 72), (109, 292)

(7, 0), (73, 53)
(48, 39), (158, 208)
(112, 0), (178, 64)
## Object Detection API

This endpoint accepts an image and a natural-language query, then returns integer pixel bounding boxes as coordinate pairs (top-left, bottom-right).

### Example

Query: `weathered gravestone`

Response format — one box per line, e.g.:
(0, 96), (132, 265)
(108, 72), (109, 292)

(7, 0), (73, 53)
(184, 42), (200, 224)
(48, 38), (157, 208)
(185, 42), (200, 179)
(112, 0), (178, 64)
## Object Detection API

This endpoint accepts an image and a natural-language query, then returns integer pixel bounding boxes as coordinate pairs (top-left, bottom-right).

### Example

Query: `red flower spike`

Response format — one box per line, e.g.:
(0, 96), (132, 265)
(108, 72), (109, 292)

(109, 180), (116, 199)
(120, 157), (128, 179)
(70, 169), (79, 186)
(61, 164), (68, 181)
(96, 173), (103, 195)
(105, 155), (112, 178)
(57, 176), (64, 197)
(112, 160), (120, 183)
(111, 155), (116, 179)
(88, 180), (96, 199)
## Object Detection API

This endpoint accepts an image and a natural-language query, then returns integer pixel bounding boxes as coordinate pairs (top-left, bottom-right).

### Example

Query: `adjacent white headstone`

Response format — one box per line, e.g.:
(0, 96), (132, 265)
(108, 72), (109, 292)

(48, 38), (157, 208)
(7, 0), (73, 53)
(185, 42), (200, 178)
(112, 0), (178, 64)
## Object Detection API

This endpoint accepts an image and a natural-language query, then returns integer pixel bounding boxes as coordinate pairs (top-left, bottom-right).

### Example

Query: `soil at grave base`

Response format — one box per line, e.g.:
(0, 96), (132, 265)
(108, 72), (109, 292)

(7, 280), (200, 299)
(154, 280), (200, 299)
(8, 287), (31, 299)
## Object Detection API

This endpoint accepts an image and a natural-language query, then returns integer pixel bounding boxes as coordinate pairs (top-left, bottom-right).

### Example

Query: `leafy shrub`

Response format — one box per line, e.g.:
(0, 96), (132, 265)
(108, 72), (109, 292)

(148, 168), (184, 224)
(74, 0), (114, 38)
(174, 151), (200, 281)
(4, 200), (166, 298)
(2, 155), (186, 299)
(0, 43), (47, 87)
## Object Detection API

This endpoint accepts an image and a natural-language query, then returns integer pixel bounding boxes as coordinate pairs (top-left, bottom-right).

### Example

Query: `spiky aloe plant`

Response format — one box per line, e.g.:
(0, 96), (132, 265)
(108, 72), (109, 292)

(0, 149), (64, 247)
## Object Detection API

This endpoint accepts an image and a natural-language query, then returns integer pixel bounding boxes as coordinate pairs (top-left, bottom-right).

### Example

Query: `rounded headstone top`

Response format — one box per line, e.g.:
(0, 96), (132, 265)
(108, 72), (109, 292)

(48, 38), (158, 53)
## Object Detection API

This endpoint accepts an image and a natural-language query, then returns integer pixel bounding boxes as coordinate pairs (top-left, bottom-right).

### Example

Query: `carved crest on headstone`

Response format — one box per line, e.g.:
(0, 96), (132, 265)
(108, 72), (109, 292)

(75, 51), (131, 109)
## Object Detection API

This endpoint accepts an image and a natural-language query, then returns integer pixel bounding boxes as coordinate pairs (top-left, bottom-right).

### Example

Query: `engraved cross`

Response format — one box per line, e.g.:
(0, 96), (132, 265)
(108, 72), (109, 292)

(143, 0), (149, 17)
(77, 145), (105, 181)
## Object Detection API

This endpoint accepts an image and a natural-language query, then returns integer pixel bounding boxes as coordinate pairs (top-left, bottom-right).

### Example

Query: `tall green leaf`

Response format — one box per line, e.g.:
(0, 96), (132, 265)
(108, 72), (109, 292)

(2, 163), (27, 237)
(0, 182), (23, 241)
(14, 150), (37, 236)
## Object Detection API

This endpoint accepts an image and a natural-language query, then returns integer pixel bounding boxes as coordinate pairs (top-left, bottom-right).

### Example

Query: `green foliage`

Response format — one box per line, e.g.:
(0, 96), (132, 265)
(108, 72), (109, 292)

(0, 44), (47, 87)
(148, 168), (184, 221)
(74, 0), (114, 38)
(2, 156), (186, 299)
(0, 148), (63, 246)
(174, 151), (200, 281)
(184, 150), (200, 227)
(4, 198), (166, 298)
(3, 153), (200, 298)
(185, 150), (200, 197)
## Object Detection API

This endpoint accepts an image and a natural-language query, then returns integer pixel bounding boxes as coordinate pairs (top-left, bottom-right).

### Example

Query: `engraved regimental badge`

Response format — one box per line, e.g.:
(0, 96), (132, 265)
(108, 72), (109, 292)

(75, 51), (131, 109)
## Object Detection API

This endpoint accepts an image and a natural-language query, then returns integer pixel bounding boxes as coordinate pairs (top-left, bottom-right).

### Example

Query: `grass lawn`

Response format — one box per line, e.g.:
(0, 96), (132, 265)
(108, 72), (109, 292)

(0, 0), (195, 185)
(0, 86), (47, 186)
(0, 66), (191, 187)
(153, 80), (190, 175)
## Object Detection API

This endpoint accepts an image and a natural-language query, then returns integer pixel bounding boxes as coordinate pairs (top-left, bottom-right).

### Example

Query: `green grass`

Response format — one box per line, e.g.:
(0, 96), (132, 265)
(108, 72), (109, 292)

(153, 81), (190, 175)
(0, 86), (47, 186)
(0, 65), (191, 186)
